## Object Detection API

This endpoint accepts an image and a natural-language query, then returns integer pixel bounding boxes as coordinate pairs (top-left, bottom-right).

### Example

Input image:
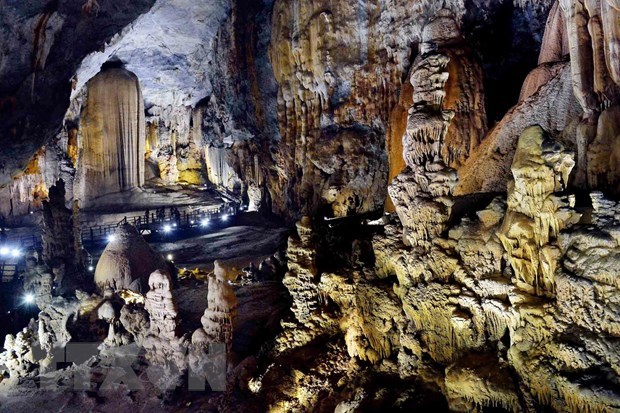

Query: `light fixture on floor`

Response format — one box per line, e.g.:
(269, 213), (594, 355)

(201, 218), (210, 227)
(163, 224), (172, 233)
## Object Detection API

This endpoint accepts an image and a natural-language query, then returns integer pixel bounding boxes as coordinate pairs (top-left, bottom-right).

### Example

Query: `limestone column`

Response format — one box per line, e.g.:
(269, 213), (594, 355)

(77, 66), (145, 203)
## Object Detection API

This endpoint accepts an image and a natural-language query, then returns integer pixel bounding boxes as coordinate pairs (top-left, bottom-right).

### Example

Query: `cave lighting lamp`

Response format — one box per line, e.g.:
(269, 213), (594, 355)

(23, 293), (35, 305)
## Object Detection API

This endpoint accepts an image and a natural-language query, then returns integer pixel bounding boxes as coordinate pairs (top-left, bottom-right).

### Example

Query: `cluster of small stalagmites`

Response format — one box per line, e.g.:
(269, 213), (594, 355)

(388, 14), (459, 249)
(0, 327), (37, 382)
(498, 125), (581, 297)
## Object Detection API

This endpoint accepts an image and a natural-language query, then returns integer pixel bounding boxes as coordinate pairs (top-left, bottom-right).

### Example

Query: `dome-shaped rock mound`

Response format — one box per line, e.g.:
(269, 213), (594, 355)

(94, 224), (169, 293)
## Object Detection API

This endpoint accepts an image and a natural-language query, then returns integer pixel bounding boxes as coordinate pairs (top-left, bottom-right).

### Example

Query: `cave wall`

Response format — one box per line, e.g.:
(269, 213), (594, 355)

(265, 0), (554, 220)
(0, 0), (557, 221)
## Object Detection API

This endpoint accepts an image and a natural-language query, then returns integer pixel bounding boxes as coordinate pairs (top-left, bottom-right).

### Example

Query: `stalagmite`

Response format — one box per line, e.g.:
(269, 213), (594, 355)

(389, 37), (458, 248)
(189, 261), (238, 378)
(142, 270), (188, 376)
(420, 10), (487, 168)
(94, 224), (170, 293)
(41, 179), (84, 295)
(498, 126), (580, 296)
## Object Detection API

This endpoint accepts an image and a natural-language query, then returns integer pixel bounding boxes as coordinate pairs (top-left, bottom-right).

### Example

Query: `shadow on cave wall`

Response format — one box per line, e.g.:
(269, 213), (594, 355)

(463, 0), (552, 124)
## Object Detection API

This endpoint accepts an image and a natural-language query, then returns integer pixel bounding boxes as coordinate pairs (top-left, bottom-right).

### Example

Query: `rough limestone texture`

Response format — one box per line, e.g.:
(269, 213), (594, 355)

(498, 126), (580, 297)
(189, 261), (238, 379)
(253, 132), (620, 411)
(456, 64), (582, 195)
(76, 67), (146, 204)
(94, 224), (169, 293)
(41, 179), (85, 295)
(0, 328), (37, 383)
(143, 270), (188, 376)
(416, 9), (487, 169)
(388, 49), (457, 249)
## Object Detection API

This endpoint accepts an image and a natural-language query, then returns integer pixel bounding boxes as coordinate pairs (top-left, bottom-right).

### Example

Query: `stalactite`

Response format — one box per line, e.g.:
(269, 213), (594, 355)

(77, 66), (145, 204)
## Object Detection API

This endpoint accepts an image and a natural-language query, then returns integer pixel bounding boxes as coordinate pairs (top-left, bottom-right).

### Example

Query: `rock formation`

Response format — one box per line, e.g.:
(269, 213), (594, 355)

(2, 1), (620, 412)
(0, 327), (37, 382)
(418, 10), (487, 169)
(94, 224), (170, 293)
(143, 270), (188, 376)
(498, 126), (580, 296)
(388, 50), (457, 248)
(41, 179), (85, 295)
(190, 261), (238, 379)
(76, 66), (146, 204)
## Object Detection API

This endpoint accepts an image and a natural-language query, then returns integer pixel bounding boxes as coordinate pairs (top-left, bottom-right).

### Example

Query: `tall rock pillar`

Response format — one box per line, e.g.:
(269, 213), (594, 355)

(77, 66), (146, 204)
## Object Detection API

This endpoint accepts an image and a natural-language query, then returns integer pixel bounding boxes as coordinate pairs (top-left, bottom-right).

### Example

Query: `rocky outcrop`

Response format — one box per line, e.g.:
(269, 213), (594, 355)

(190, 261), (238, 380)
(41, 179), (85, 295)
(0, 327), (37, 383)
(456, 0), (587, 196)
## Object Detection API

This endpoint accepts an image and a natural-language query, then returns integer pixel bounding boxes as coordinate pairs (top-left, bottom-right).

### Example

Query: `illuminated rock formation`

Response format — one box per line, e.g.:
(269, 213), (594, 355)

(143, 270), (188, 376)
(389, 50), (457, 248)
(559, 0), (620, 114)
(76, 66), (146, 204)
(0, 328), (37, 382)
(420, 10), (487, 168)
(94, 224), (170, 293)
(281, 217), (320, 324)
(498, 126), (580, 296)
(201, 261), (237, 348)
(189, 261), (238, 379)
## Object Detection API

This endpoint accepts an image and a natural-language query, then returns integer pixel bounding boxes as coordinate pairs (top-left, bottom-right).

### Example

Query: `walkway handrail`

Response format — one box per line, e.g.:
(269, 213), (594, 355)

(79, 201), (240, 246)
